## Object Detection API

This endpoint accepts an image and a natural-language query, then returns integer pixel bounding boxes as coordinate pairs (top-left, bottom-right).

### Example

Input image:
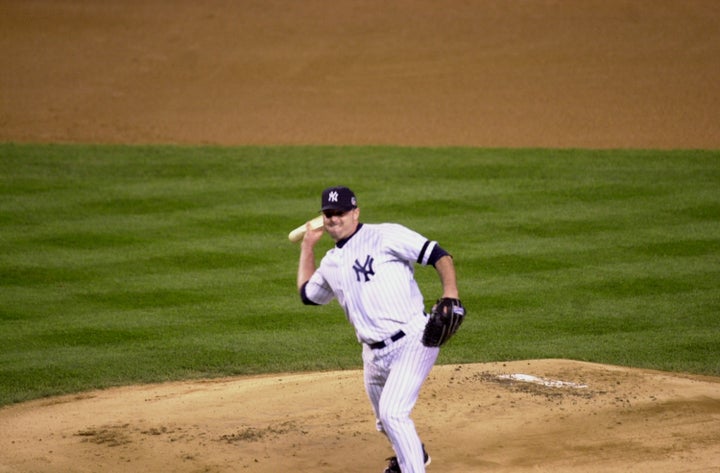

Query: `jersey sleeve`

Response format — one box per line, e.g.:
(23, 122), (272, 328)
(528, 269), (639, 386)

(300, 267), (335, 305)
(380, 223), (438, 265)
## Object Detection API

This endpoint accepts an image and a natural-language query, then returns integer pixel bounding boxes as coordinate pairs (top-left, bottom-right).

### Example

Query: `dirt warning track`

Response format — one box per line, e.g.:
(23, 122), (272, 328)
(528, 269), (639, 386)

(1, 0), (719, 148)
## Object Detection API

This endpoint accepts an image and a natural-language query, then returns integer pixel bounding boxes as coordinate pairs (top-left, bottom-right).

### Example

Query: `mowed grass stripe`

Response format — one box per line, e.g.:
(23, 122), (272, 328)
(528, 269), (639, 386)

(0, 143), (718, 405)
(397, 148), (718, 376)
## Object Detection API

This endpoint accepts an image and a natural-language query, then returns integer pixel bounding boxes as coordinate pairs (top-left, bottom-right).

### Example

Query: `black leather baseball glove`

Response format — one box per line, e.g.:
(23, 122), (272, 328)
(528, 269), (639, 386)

(422, 297), (466, 347)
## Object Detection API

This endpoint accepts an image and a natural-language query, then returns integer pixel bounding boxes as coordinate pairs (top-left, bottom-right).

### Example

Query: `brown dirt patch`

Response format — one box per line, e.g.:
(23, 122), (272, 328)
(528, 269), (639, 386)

(1, 0), (719, 148)
(1, 2), (719, 472)
(1, 361), (719, 472)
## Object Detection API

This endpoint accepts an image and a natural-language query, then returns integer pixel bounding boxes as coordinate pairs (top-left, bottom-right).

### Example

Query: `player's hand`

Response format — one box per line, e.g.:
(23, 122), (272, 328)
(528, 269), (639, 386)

(302, 219), (324, 247)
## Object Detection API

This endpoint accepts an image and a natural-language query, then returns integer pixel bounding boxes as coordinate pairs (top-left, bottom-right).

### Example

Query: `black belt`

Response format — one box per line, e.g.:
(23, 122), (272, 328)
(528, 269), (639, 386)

(368, 330), (406, 350)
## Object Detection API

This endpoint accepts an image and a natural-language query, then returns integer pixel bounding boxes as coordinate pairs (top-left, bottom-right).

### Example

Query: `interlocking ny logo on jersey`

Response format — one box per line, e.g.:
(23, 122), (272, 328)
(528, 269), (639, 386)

(353, 255), (375, 282)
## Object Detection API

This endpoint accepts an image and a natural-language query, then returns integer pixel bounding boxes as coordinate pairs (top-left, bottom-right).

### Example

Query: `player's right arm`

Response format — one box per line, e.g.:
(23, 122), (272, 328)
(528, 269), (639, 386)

(297, 223), (337, 306)
(296, 220), (324, 291)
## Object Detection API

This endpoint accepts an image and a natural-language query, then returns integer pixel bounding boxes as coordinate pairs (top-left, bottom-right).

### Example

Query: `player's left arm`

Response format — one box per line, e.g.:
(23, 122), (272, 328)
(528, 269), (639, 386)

(432, 254), (459, 299)
(381, 223), (459, 297)
(421, 250), (465, 347)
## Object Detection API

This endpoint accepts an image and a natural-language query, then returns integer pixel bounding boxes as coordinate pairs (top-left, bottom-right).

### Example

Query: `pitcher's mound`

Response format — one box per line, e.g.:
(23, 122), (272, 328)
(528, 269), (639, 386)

(1, 359), (718, 473)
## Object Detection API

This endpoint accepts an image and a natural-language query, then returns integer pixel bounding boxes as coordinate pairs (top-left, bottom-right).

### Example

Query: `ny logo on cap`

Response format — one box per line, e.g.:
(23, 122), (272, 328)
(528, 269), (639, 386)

(328, 191), (339, 202)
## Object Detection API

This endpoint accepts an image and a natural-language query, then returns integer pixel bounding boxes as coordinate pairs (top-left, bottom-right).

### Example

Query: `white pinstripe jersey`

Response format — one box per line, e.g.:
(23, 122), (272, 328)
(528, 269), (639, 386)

(304, 223), (438, 344)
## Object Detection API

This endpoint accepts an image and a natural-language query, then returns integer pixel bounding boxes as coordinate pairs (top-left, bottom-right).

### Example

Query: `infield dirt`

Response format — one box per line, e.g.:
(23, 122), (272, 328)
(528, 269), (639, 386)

(1, 1), (719, 472)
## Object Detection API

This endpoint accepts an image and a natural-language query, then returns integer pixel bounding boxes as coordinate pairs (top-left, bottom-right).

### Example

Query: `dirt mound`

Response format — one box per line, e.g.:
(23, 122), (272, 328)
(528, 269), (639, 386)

(1, 360), (718, 472)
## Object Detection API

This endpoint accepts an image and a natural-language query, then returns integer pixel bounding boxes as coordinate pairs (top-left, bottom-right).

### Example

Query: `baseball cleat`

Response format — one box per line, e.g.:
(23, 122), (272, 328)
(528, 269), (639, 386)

(382, 445), (431, 472)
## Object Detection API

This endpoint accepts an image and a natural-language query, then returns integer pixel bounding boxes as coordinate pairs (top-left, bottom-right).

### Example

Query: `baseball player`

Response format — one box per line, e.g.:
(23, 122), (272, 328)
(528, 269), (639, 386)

(296, 186), (464, 473)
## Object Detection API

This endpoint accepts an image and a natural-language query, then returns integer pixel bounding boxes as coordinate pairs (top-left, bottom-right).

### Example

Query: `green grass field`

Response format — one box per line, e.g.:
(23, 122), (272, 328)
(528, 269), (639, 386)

(1, 143), (718, 406)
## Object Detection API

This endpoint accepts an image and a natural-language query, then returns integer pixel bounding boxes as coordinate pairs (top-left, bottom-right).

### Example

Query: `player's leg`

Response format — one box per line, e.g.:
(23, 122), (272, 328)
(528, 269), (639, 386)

(378, 335), (439, 472)
(363, 344), (390, 434)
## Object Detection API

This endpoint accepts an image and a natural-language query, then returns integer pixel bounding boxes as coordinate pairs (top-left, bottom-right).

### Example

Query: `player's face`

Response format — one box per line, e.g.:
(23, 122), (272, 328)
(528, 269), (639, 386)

(322, 208), (359, 241)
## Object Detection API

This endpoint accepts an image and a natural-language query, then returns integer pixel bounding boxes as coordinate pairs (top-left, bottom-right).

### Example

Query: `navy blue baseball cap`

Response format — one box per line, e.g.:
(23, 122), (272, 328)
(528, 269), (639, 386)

(321, 186), (358, 212)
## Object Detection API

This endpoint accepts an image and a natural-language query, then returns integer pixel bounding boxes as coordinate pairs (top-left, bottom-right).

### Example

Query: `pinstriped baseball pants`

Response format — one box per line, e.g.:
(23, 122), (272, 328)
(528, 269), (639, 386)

(363, 328), (439, 473)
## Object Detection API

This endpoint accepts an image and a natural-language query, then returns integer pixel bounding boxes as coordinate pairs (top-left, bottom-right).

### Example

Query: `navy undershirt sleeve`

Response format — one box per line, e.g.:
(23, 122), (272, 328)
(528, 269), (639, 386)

(427, 244), (451, 267)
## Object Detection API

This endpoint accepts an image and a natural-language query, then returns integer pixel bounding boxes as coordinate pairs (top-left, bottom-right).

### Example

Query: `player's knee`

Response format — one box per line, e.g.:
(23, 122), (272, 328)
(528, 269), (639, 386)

(378, 406), (409, 433)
